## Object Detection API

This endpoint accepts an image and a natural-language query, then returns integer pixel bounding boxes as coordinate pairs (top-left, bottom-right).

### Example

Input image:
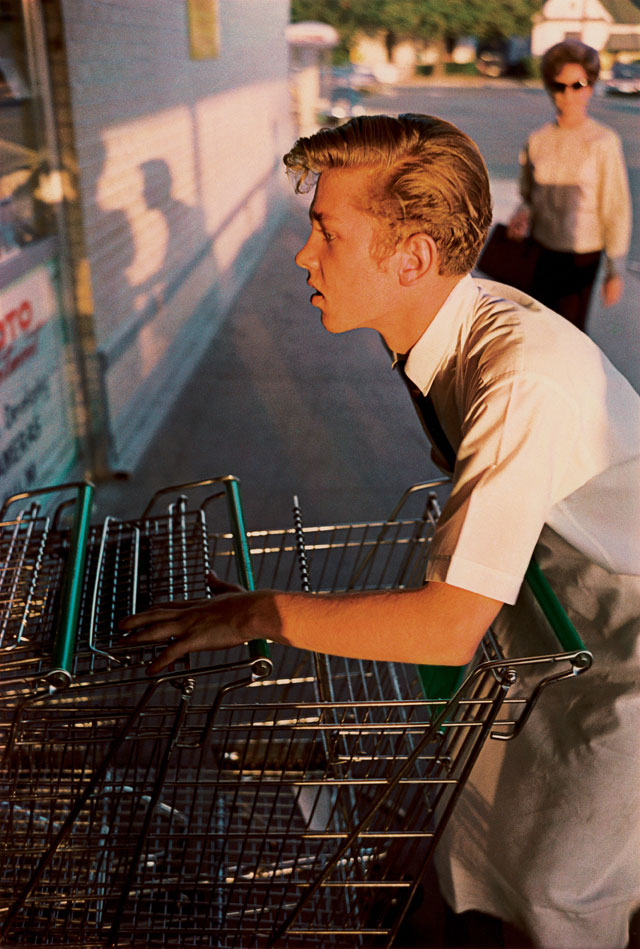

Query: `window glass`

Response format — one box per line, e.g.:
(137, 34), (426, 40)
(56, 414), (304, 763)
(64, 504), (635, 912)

(0, 0), (54, 263)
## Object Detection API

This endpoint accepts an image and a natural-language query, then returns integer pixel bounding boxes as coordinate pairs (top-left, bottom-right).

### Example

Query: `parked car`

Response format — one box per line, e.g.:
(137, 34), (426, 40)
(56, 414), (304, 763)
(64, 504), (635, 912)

(326, 86), (366, 122)
(330, 65), (377, 91)
(0, 56), (30, 102)
(476, 46), (505, 78)
(605, 61), (640, 95)
(476, 37), (532, 78)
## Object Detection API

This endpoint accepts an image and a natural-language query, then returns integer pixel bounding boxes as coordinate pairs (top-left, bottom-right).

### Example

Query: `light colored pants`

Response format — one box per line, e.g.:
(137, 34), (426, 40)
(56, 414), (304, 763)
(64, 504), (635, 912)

(435, 526), (640, 949)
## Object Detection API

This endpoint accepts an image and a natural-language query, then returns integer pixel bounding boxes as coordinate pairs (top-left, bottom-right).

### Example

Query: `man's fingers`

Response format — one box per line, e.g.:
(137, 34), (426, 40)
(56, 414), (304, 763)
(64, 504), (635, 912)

(116, 587), (254, 674)
(146, 641), (191, 676)
(119, 619), (190, 644)
(119, 602), (206, 633)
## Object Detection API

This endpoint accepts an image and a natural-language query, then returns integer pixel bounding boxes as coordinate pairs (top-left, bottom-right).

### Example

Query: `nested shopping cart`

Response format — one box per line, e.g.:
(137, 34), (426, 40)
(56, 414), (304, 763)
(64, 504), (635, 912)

(0, 476), (591, 948)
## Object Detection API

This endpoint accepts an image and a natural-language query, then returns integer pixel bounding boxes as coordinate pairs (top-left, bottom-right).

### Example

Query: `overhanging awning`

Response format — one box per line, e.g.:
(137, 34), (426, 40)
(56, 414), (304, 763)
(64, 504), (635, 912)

(607, 31), (640, 50)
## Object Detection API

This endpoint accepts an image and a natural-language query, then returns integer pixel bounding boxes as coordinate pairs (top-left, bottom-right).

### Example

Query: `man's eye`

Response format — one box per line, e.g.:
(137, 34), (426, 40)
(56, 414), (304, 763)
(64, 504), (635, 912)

(323, 231), (334, 242)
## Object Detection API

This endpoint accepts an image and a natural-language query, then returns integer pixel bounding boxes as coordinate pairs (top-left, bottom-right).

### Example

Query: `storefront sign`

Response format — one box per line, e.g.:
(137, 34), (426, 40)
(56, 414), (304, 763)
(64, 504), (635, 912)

(0, 259), (77, 498)
(187, 0), (219, 60)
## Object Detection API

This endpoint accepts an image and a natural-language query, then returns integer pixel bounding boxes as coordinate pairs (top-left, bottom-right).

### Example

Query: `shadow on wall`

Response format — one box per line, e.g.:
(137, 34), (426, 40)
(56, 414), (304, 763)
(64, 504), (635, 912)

(90, 96), (291, 470)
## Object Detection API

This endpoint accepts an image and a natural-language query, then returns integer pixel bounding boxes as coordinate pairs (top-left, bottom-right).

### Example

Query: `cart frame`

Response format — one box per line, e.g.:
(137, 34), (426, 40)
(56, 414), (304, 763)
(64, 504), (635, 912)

(0, 477), (591, 947)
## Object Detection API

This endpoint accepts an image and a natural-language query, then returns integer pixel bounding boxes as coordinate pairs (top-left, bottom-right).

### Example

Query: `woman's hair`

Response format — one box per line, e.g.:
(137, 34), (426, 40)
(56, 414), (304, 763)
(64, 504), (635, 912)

(282, 113), (492, 276)
(541, 40), (601, 87)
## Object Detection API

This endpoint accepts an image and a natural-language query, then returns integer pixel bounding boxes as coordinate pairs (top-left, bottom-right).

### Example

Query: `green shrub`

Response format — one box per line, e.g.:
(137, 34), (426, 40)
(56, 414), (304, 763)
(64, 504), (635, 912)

(519, 55), (541, 79)
(444, 61), (479, 75)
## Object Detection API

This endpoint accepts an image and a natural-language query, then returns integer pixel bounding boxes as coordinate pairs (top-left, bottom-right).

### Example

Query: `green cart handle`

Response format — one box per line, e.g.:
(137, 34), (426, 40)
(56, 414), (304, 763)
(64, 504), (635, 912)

(222, 476), (271, 677)
(46, 483), (95, 689)
(523, 557), (585, 652)
(418, 554), (586, 701)
(1, 481), (95, 689)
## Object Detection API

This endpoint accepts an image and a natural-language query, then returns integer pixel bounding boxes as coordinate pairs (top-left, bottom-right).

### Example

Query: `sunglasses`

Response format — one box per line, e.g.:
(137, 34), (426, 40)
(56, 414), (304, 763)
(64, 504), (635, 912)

(548, 79), (592, 92)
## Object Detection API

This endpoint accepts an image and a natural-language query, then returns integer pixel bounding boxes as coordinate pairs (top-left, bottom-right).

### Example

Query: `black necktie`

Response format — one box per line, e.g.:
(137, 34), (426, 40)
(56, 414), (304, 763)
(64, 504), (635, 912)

(395, 360), (456, 471)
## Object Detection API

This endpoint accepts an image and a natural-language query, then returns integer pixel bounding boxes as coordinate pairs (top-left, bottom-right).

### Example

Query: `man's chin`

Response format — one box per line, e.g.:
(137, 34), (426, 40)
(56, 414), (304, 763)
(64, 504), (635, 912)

(321, 312), (349, 335)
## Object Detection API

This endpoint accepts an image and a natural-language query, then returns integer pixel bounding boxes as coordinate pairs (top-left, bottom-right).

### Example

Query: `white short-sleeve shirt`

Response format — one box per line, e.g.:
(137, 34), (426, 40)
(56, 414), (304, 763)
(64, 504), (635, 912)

(402, 275), (640, 604)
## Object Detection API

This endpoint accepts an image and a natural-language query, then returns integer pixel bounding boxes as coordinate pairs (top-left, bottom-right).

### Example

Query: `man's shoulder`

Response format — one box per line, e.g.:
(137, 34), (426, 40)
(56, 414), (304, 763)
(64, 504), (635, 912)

(527, 118), (620, 148)
(583, 117), (622, 148)
(464, 278), (594, 382)
(526, 121), (556, 146)
(472, 277), (539, 312)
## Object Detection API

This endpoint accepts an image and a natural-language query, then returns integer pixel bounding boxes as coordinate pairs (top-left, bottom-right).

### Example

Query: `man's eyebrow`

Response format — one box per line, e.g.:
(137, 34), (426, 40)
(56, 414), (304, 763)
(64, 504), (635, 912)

(309, 208), (337, 226)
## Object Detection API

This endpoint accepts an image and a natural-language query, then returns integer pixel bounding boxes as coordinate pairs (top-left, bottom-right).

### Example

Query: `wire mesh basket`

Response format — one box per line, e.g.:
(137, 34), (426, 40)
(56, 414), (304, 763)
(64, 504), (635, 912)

(0, 477), (591, 947)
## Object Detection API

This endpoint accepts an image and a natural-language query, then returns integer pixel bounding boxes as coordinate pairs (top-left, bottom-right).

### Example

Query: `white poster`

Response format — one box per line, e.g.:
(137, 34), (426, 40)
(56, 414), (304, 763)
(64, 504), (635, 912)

(0, 259), (77, 499)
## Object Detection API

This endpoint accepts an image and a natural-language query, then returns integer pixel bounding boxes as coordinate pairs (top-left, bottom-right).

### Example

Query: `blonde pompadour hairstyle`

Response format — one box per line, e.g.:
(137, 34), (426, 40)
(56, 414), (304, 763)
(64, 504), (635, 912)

(283, 113), (493, 276)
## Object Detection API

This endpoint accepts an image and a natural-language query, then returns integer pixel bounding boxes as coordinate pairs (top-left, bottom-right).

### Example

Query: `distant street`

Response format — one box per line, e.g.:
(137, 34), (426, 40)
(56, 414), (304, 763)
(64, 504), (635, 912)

(364, 83), (640, 390)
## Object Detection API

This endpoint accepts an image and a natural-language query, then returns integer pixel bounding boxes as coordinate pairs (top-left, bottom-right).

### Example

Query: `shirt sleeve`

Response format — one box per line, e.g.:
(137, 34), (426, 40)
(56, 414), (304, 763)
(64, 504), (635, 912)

(425, 371), (580, 604)
(518, 141), (533, 207)
(599, 132), (632, 264)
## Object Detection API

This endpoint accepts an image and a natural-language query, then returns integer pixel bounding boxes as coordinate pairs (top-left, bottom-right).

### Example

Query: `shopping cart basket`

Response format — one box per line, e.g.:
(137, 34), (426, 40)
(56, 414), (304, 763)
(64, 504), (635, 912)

(0, 476), (591, 948)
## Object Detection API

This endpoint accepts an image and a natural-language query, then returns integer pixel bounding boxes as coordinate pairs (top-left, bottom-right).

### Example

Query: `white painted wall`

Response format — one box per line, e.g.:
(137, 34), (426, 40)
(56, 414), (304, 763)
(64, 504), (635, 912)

(531, 0), (640, 54)
(59, 0), (292, 466)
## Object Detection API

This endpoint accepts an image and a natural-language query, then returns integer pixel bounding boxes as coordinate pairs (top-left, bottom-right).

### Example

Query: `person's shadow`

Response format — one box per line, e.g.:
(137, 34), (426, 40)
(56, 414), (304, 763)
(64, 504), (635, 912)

(135, 157), (208, 307)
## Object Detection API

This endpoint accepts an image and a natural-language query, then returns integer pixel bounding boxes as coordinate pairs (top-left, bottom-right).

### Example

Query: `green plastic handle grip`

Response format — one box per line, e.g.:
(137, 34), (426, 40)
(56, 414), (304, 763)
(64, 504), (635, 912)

(47, 482), (95, 688)
(417, 555), (586, 701)
(524, 556), (586, 653)
(222, 476), (271, 675)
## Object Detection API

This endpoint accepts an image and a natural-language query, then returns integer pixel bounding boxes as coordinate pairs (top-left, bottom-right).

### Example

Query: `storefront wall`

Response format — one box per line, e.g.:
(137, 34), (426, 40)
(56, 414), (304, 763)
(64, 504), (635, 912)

(42, 0), (290, 479)
(54, 0), (293, 471)
(0, 1), (79, 499)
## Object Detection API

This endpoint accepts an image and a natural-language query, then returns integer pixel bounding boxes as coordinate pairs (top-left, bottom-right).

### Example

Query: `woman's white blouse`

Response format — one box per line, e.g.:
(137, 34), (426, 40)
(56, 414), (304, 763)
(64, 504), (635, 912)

(519, 117), (631, 262)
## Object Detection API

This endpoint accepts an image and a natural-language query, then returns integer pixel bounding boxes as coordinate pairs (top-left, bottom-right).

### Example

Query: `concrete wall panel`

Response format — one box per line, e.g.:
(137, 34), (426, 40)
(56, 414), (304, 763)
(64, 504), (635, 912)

(57, 0), (292, 468)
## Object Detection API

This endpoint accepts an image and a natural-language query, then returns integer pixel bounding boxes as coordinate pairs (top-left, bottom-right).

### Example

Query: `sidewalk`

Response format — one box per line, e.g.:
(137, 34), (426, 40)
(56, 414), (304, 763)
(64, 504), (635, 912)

(93, 197), (442, 531)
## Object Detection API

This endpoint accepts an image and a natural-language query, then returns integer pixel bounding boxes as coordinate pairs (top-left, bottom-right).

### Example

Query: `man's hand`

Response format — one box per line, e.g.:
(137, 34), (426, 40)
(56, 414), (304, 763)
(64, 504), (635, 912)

(602, 274), (623, 307)
(119, 571), (278, 676)
(506, 208), (531, 241)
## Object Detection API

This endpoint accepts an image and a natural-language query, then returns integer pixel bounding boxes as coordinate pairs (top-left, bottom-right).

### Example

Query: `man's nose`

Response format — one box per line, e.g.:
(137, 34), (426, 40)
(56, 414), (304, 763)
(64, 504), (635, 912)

(295, 233), (315, 271)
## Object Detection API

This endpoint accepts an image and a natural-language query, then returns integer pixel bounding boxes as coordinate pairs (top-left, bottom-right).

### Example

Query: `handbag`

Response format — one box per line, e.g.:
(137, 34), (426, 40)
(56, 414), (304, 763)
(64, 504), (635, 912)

(476, 223), (540, 295)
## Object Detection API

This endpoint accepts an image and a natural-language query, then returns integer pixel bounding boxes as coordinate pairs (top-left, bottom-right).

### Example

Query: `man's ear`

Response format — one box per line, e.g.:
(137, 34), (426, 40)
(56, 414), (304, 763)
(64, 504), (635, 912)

(397, 233), (438, 287)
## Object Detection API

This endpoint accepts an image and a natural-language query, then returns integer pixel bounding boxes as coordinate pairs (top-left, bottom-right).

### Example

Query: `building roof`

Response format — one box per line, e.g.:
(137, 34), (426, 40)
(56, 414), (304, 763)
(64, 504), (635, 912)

(607, 30), (640, 47)
(601, 0), (640, 24)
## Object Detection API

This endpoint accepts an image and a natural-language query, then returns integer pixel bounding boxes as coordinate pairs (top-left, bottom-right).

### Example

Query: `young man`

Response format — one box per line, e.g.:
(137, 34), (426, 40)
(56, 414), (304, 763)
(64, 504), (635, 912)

(122, 115), (640, 948)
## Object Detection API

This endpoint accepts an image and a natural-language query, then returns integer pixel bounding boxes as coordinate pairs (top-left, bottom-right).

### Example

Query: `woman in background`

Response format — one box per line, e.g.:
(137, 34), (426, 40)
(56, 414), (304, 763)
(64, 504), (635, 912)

(508, 40), (632, 332)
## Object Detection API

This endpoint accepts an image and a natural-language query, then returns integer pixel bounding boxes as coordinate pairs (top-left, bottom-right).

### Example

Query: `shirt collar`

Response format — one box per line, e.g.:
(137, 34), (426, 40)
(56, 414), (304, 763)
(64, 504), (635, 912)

(396, 275), (478, 394)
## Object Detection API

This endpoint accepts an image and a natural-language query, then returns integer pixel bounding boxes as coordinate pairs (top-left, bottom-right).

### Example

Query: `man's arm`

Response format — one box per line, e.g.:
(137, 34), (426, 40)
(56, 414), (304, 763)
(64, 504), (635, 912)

(120, 578), (503, 676)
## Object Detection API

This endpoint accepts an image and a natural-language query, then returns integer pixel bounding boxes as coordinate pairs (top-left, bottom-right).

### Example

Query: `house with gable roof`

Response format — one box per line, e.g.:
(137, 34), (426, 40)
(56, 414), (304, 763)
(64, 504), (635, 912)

(532, 0), (640, 59)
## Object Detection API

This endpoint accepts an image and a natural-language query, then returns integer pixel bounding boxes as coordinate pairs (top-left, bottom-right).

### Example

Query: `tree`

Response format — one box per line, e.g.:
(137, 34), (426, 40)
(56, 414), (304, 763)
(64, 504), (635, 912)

(290, 0), (542, 65)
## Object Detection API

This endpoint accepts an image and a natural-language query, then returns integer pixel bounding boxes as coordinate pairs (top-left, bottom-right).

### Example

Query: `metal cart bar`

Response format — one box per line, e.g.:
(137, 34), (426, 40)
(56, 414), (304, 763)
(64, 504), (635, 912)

(223, 475), (271, 676)
(140, 475), (271, 678)
(49, 483), (94, 688)
(0, 481), (95, 689)
(0, 477), (593, 948)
